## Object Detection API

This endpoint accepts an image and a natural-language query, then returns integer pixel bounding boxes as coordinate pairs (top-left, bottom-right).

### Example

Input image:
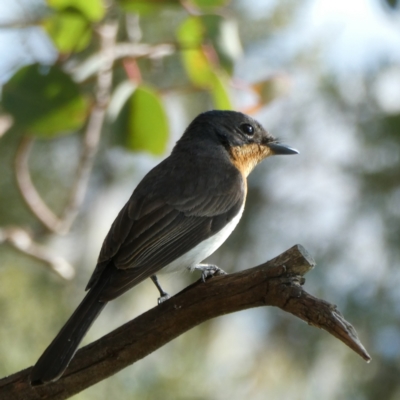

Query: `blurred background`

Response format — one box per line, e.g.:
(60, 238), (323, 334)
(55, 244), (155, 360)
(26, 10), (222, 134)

(1, 0), (400, 399)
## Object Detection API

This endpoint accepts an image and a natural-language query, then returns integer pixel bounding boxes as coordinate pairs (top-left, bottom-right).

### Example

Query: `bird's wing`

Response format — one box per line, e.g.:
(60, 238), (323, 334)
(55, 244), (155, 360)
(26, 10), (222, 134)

(87, 155), (245, 300)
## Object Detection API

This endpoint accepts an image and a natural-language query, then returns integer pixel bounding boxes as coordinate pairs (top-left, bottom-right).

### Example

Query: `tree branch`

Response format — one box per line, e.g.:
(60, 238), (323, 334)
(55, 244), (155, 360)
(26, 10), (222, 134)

(0, 226), (74, 280)
(0, 245), (370, 400)
(14, 136), (63, 232)
(57, 21), (118, 233)
(13, 21), (118, 236)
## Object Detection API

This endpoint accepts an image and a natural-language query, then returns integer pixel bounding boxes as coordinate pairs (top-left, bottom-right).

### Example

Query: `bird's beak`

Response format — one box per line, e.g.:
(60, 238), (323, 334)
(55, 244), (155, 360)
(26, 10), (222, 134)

(267, 142), (299, 155)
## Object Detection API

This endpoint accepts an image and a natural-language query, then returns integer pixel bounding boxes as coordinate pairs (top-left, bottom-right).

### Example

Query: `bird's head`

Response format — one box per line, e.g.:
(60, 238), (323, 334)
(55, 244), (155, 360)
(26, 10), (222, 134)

(185, 110), (298, 177)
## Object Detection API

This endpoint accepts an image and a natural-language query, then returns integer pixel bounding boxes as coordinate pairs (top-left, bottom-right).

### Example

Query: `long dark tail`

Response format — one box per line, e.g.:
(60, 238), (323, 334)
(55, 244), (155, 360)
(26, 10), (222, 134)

(30, 283), (107, 385)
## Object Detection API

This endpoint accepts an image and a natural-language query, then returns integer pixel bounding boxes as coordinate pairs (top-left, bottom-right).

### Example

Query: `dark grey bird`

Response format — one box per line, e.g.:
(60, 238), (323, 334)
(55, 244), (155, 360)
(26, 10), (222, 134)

(30, 110), (298, 385)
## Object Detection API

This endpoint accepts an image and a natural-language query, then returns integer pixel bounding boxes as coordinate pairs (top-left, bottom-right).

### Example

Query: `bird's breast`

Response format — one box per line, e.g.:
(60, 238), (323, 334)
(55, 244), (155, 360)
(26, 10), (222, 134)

(162, 203), (245, 274)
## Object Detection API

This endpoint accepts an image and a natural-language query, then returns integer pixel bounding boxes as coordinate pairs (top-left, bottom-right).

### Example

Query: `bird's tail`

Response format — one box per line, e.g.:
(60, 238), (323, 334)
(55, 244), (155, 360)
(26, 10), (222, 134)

(30, 283), (107, 385)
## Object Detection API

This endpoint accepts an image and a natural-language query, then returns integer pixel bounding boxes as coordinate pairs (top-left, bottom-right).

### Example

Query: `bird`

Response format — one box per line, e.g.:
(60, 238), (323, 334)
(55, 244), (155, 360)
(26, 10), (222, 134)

(30, 110), (298, 385)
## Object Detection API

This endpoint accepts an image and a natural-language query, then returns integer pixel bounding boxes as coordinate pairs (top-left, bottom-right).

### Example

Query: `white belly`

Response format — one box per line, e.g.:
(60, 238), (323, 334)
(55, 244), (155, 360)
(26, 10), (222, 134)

(162, 204), (244, 273)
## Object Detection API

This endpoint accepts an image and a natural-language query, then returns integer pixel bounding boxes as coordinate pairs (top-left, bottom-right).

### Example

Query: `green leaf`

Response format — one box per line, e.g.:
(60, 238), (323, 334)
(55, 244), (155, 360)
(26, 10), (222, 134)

(176, 17), (204, 47)
(187, 0), (230, 8)
(43, 9), (92, 53)
(118, 0), (180, 14)
(201, 15), (242, 74)
(177, 16), (240, 77)
(2, 64), (89, 138)
(209, 71), (232, 109)
(180, 48), (215, 88)
(176, 16), (232, 107)
(126, 85), (169, 155)
(47, 0), (105, 21)
(177, 18), (213, 87)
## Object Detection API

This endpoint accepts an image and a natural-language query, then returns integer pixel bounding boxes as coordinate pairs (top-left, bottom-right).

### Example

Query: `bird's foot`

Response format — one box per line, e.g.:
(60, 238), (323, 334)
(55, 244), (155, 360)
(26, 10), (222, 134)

(193, 264), (227, 283)
(157, 293), (170, 304)
(151, 275), (170, 304)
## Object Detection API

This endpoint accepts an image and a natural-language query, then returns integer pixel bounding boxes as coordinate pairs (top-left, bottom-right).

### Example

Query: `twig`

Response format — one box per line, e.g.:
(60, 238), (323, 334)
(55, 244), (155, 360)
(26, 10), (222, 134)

(0, 114), (13, 137)
(114, 43), (175, 60)
(0, 245), (370, 400)
(14, 137), (63, 232)
(0, 226), (74, 279)
(13, 21), (118, 235)
(58, 21), (118, 233)
(71, 43), (175, 83)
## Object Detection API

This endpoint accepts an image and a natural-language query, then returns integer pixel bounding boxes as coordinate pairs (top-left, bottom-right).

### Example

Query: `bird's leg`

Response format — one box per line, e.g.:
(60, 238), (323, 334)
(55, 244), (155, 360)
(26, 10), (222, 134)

(151, 275), (170, 304)
(193, 264), (227, 283)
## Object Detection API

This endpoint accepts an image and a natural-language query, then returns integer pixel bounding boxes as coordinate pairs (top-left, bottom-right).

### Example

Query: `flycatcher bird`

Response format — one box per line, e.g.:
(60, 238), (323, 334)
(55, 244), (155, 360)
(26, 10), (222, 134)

(30, 110), (298, 385)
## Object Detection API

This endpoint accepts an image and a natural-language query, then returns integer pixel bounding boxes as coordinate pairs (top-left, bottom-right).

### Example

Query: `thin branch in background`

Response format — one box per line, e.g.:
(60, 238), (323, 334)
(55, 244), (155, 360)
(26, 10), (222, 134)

(0, 226), (74, 279)
(125, 13), (142, 43)
(115, 43), (175, 61)
(13, 21), (118, 236)
(14, 136), (63, 232)
(0, 245), (371, 400)
(0, 114), (13, 138)
(59, 21), (118, 233)
(71, 43), (175, 83)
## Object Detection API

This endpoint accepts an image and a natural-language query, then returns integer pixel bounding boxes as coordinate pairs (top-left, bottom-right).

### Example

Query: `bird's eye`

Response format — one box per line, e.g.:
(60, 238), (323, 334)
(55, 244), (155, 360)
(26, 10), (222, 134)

(240, 123), (254, 135)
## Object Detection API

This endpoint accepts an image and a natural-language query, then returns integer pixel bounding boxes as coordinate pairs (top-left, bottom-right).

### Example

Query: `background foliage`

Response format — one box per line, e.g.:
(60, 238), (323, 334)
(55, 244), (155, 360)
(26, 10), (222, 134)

(1, 0), (400, 399)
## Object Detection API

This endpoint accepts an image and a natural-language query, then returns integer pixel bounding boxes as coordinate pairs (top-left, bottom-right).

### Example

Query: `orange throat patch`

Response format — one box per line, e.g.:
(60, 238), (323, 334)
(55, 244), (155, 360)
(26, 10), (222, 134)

(229, 143), (273, 177)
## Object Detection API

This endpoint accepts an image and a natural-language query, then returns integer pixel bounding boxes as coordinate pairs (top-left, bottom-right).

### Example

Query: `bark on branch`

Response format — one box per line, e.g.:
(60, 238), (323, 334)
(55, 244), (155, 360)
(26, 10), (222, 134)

(0, 244), (370, 400)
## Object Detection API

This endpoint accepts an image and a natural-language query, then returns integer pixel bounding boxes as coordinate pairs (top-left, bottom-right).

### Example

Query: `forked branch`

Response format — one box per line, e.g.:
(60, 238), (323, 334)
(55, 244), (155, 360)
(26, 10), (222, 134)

(14, 21), (118, 236)
(0, 245), (370, 400)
